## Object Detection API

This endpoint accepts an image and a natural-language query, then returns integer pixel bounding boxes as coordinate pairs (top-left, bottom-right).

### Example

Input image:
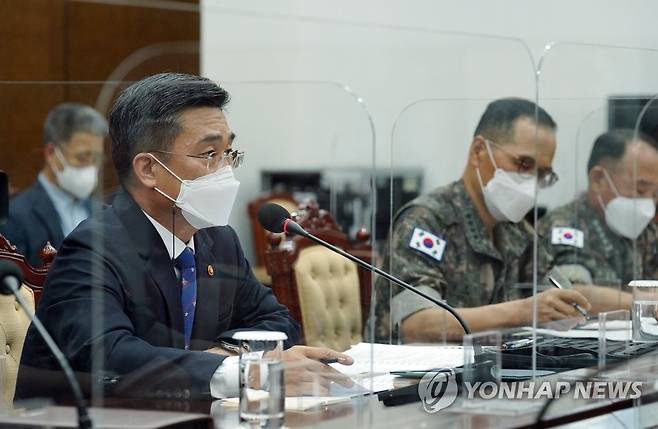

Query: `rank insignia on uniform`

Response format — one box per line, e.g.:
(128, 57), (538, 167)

(551, 227), (584, 248)
(409, 227), (447, 262)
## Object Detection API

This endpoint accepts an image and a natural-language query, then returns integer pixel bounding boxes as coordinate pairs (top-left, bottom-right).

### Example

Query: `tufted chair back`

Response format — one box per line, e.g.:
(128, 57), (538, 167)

(0, 285), (34, 405)
(293, 246), (362, 351)
(265, 200), (372, 351)
(0, 233), (54, 405)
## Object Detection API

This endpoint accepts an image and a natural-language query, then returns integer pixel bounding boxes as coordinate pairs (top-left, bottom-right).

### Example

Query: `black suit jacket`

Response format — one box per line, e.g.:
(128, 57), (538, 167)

(0, 180), (66, 266)
(16, 190), (299, 400)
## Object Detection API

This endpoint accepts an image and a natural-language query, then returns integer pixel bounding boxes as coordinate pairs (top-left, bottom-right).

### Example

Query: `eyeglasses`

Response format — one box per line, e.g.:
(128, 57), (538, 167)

(486, 140), (559, 188)
(153, 148), (245, 171)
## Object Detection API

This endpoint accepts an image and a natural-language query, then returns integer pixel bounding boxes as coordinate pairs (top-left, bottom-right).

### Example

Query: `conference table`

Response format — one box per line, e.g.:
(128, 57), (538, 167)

(6, 349), (658, 428)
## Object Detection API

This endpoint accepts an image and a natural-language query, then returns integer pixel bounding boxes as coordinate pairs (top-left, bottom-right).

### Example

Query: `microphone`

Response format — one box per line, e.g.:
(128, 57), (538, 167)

(0, 260), (93, 429)
(257, 203), (471, 334)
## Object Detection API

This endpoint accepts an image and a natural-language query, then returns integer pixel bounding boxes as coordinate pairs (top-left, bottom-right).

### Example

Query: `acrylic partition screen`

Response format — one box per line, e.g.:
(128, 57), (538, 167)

(381, 32), (537, 349)
(1, 82), (376, 423)
(533, 42), (658, 423)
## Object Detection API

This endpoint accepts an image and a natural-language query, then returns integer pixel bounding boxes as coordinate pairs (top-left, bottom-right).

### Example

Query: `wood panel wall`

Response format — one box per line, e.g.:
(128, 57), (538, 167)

(0, 0), (200, 193)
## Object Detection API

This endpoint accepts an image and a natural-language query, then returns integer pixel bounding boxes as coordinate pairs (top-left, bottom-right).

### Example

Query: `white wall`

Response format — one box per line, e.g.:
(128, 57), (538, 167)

(201, 0), (658, 261)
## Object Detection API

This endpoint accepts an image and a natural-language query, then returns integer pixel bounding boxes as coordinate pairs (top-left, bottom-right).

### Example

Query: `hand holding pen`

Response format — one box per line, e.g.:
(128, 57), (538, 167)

(548, 275), (590, 318)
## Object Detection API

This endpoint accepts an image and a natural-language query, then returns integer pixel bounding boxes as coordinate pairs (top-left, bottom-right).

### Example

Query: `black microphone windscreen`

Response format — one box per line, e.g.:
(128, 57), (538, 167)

(257, 203), (291, 233)
(0, 260), (23, 295)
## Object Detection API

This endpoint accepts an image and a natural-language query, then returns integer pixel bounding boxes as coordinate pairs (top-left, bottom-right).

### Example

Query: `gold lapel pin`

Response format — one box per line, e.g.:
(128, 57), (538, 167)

(207, 265), (215, 277)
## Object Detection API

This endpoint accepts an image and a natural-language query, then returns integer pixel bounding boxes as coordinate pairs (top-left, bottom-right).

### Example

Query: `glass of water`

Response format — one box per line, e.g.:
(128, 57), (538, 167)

(630, 280), (658, 342)
(233, 331), (287, 428)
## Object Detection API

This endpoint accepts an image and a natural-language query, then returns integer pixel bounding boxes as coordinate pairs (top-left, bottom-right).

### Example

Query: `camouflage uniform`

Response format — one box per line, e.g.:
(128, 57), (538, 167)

(536, 193), (658, 286)
(371, 180), (533, 343)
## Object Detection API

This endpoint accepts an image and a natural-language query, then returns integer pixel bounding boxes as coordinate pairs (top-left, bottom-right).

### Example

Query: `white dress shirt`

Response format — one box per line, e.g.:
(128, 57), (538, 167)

(142, 211), (239, 398)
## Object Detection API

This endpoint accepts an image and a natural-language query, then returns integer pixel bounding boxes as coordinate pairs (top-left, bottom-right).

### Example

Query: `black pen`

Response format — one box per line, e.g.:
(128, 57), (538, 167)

(548, 275), (588, 318)
(320, 358), (339, 365)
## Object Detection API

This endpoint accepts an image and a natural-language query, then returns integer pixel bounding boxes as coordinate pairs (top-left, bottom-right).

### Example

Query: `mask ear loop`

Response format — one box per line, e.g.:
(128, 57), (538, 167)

(53, 145), (70, 167)
(483, 139), (499, 170)
(596, 193), (607, 212)
(598, 168), (622, 212)
(601, 168), (622, 197)
(150, 153), (185, 182)
(475, 139), (498, 190)
(150, 153), (183, 205)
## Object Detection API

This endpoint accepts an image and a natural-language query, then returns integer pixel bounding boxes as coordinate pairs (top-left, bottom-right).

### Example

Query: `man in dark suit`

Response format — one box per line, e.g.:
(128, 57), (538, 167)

(0, 103), (106, 266)
(16, 73), (352, 400)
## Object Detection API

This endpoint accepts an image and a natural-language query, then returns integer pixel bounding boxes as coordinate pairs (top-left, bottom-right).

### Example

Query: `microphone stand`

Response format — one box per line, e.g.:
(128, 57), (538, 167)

(2, 271), (93, 429)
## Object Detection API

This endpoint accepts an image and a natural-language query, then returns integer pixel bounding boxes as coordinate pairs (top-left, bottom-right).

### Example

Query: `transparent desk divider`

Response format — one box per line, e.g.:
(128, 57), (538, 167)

(598, 309), (631, 372)
(459, 331), (504, 414)
(535, 41), (658, 427)
(462, 330), (502, 387)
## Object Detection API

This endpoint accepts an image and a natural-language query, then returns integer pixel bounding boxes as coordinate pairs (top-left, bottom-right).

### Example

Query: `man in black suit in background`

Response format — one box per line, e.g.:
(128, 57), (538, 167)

(0, 103), (106, 266)
(17, 73), (352, 400)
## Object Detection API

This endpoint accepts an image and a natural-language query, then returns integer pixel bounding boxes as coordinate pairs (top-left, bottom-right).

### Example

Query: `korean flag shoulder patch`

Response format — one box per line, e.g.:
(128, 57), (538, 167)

(551, 227), (584, 248)
(408, 227), (447, 262)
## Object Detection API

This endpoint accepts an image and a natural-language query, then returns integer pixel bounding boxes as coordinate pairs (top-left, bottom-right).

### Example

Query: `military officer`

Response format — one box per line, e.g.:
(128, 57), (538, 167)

(536, 130), (658, 310)
(372, 98), (591, 343)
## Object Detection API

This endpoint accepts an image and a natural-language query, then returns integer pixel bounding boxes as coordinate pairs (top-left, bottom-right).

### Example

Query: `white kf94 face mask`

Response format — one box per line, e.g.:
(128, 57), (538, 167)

(599, 169), (656, 240)
(475, 140), (537, 223)
(53, 147), (98, 199)
(150, 154), (240, 229)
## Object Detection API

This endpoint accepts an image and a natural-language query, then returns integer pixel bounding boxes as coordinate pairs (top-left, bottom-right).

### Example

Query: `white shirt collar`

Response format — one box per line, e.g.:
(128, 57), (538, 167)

(142, 211), (195, 260)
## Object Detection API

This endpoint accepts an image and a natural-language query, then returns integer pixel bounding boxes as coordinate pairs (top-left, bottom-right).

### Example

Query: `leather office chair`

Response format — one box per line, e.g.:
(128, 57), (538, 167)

(264, 200), (372, 351)
(247, 191), (298, 285)
(0, 234), (52, 405)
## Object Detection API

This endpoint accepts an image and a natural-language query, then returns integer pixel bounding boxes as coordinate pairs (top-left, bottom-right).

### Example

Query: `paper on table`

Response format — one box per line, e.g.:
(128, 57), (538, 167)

(577, 320), (631, 331)
(329, 342), (468, 377)
(524, 318), (658, 341)
(221, 396), (350, 412)
(219, 374), (397, 411)
(522, 325), (631, 341)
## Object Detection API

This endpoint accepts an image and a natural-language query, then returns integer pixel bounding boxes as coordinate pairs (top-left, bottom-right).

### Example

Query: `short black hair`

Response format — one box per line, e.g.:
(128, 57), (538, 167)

(587, 129), (658, 172)
(474, 97), (557, 142)
(44, 103), (108, 146)
(109, 72), (230, 185)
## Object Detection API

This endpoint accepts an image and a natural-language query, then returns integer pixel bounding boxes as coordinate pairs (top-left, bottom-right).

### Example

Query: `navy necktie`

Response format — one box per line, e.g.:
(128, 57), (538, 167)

(175, 246), (197, 350)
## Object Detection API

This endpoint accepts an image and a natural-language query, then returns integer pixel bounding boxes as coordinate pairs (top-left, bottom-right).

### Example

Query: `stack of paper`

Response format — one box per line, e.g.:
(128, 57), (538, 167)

(522, 319), (634, 341)
(330, 342), (468, 376)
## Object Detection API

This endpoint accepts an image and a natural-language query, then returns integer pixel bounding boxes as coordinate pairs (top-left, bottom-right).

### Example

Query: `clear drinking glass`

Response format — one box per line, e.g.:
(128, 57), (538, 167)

(630, 280), (658, 342)
(233, 331), (287, 428)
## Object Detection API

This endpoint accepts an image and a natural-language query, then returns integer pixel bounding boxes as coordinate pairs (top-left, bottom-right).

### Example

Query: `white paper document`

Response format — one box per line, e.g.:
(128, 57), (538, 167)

(524, 327), (631, 341)
(522, 320), (631, 341)
(220, 396), (351, 412)
(577, 320), (631, 331)
(329, 342), (468, 377)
